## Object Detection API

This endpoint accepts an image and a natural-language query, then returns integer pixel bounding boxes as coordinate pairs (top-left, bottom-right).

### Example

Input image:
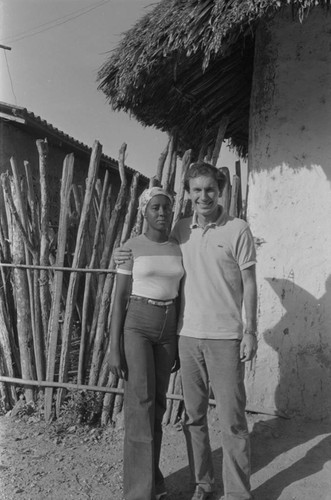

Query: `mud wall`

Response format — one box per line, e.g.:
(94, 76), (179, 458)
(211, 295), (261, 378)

(246, 7), (331, 420)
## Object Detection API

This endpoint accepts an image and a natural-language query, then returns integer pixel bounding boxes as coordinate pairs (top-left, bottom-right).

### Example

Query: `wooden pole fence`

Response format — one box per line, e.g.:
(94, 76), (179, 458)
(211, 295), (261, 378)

(0, 376), (290, 419)
(0, 263), (116, 273)
(0, 375), (179, 400)
(0, 132), (249, 424)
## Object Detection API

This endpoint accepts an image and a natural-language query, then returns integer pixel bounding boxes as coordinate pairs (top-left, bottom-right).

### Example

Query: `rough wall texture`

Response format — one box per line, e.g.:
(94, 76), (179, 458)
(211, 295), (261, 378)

(246, 7), (331, 420)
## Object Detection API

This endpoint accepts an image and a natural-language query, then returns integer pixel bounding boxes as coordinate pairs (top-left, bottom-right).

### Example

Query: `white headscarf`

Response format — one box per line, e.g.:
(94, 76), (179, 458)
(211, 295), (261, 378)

(139, 187), (173, 216)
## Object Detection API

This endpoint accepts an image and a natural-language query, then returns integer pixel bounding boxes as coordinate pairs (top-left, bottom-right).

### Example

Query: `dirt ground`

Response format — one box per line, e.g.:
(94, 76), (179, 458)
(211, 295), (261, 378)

(0, 408), (331, 500)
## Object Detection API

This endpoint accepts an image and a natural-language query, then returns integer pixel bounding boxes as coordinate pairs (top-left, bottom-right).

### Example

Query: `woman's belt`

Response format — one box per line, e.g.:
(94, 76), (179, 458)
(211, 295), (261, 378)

(130, 295), (175, 307)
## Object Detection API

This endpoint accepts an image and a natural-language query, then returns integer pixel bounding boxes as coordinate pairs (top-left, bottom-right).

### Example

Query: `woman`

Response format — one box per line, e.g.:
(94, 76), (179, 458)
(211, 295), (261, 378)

(109, 187), (184, 500)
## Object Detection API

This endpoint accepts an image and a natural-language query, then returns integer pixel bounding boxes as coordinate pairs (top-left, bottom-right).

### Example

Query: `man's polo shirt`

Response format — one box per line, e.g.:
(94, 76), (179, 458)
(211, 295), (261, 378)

(170, 209), (256, 339)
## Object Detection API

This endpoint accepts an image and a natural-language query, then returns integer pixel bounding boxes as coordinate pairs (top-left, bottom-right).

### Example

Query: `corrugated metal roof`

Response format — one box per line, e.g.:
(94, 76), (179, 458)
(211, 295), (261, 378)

(0, 101), (147, 179)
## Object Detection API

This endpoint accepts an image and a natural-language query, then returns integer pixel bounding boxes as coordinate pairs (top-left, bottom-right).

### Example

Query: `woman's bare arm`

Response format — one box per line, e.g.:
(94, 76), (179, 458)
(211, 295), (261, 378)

(109, 273), (132, 379)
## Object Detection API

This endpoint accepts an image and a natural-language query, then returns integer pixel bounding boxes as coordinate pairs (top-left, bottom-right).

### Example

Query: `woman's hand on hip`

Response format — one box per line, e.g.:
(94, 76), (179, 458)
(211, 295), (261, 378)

(109, 349), (127, 379)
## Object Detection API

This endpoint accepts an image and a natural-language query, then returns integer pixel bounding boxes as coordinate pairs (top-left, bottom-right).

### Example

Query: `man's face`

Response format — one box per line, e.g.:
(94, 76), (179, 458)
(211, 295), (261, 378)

(188, 175), (220, 219)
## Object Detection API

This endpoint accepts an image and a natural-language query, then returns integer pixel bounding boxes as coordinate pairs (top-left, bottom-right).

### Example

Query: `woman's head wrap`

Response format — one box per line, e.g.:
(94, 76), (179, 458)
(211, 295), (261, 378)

(139, 187), (173, 216)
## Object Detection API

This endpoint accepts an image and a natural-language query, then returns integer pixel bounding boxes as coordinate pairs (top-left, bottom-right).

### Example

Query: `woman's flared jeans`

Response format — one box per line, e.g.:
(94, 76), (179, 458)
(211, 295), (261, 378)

(179, 336), (252, 500)
(123, 299), (177, 500)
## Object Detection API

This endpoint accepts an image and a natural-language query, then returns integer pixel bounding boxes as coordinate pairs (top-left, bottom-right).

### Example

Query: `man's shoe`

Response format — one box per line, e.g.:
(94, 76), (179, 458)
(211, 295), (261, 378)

(191, 485), (213, 500)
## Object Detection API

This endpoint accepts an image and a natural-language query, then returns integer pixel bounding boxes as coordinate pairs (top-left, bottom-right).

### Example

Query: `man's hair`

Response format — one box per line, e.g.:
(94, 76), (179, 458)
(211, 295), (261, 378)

(184, 162), (227, 193)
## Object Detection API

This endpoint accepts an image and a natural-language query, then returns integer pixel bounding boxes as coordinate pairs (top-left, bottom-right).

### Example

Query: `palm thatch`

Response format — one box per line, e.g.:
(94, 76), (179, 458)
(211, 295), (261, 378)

(98, 0), (330, 157)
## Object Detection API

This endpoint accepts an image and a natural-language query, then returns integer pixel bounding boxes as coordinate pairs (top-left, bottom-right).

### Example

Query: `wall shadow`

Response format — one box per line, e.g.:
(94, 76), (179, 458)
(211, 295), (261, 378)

(262, 275), (331, 420)
(249, 273), (331, 497)
(251, 421), (331, 499)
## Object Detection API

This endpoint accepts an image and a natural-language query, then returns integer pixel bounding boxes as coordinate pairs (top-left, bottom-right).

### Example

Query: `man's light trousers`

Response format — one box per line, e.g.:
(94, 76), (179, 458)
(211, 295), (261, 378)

(179, 337), (252, 500)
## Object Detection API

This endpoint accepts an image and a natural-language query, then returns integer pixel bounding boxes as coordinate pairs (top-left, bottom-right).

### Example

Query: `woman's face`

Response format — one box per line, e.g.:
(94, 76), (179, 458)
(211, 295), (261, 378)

(145, 194), (172, 231)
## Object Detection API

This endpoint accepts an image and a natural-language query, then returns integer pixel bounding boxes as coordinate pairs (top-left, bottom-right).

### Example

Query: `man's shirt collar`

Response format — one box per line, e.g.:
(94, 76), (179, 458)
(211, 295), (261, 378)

(190, 206), (226, 229)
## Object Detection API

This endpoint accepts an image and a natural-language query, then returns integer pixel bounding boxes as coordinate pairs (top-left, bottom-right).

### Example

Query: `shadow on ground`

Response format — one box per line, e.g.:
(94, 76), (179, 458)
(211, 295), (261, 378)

(163, 415), (331, 500)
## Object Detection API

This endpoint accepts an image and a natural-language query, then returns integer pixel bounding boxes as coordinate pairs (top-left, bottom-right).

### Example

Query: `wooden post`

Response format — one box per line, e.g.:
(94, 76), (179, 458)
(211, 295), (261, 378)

(24, 160), (46, 383)
(90, 224), (124, 385)
(97, 337), (116, 389)
(56, 141), (102, 417)
(0, 192), (38, 380)
(168, 151), (177, 194)
(72, 184), (82, 217)
(198, 134), (208, 161)
(156, 140), (170, 185)
(73, 183), (95, 274)
(130, 207), (144, 238)
(77, 169), (110, 385)
(0, 225), (9, 308)
(100, 371), (117, 425)
(0, 206), (10, 261)
(120, 172), (140, 245)
(86, 145), (127, 359)
(163, 132), (177, 191)
(0, 208), (20, 374)
(1, 174), (35, 402)
(88, 144), (128, 386)
(10, 157), (44, 381)
(149, 176), (158, 188)
(183, 198), (192, 218)
(44, 154), (75, 422)
(24, 161), (40, 250)
(162, 372), (176, 425)
(103, 184), (113, 235)
(211, 115), (229, 167)
(172, 149), (192, 227)
(243, 181), (249, 221)
(112, 377), (124, 420)
(219, 167), (231, 214)
(170, 371), (183, 424)
(235, 160), (243, 218)
(204, 144), (213, 163)
(36, 140), (51, 345)
(0, 290), (17, 408)
(229, 175), (240, 217)
(96, 222), (127, 402)
(1, 175), (36, 257)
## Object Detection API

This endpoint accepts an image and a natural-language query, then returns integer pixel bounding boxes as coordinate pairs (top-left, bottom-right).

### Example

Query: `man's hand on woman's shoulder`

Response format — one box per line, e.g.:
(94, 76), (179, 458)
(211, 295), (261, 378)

(114, 246), (132, 266)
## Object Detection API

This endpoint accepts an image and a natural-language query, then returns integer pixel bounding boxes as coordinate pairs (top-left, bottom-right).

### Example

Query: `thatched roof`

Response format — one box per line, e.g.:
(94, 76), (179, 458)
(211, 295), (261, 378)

(98, 0), (330, 158)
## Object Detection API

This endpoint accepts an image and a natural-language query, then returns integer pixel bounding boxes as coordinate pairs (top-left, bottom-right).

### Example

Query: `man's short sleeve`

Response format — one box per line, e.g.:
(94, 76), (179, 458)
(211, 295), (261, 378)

(236, 226), (256, 270)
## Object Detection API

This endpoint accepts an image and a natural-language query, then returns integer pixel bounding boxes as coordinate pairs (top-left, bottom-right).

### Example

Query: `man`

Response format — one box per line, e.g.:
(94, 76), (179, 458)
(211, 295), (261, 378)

(115, 162), (257, 500)
(171, 162), (257, 500)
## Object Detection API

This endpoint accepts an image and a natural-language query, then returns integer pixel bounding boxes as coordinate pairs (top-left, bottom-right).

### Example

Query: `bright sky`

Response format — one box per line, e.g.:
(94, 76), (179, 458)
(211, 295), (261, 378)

(0, 0), (245, 184)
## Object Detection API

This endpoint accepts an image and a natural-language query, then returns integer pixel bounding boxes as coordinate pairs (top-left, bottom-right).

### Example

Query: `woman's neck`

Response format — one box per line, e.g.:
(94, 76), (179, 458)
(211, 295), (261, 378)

(144, 228), (168, 243)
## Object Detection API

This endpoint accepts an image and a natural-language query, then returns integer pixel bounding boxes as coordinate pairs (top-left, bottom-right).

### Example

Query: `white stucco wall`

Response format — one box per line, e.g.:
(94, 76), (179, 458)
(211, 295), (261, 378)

(246, 7), (331, 420)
